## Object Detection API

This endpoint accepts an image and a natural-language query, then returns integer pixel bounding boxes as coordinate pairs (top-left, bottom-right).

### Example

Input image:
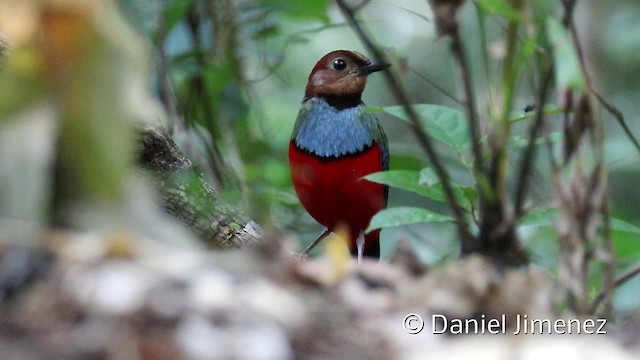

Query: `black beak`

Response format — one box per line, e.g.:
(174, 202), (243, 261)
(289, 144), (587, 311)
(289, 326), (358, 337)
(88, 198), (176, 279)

(356, 60), (391, 75)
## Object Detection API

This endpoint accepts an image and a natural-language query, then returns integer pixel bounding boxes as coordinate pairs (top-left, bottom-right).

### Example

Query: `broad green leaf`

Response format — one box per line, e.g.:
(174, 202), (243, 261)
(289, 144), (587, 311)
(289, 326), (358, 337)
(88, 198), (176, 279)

(520, 207), (640, 235)
(260, 0), (330, 23)
(389, 153), (425, 171)
(364, 106), (384, 114)
(516, 35), (539, 71)
(366, 207), (454, 232)
(419, 168), (477, 204)
(163, 0), (191, 35)
(364, 169), (476, 205)
(610, 218), (640, 235)
(519, 207), (556, 227)
(547, 18), (586, 93)
(416, 179), (476, 205)
(383, 104), (470, 152)
(476, 0), (522, 21)
(613, 231), (640, 261)
(459, 186), (478, 204)
(364, 170), (430, 198)
(251, 24), (281, 40)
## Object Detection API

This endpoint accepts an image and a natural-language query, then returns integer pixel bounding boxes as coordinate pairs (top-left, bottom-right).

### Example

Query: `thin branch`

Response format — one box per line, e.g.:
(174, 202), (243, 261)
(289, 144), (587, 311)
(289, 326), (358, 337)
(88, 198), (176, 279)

(597, 186), (614, 317)
(408, 68), (464, 106)
(563, 3), (616, 317)
(514, 0), (577, 218)
(592, 90), (640, 155)
(564, 0), (615, 315)
(498, 0), (524, 127)
(474, 0), (525, 259)
(155, 18), (185, 136)
(508, 106), (564, 123)
(249, 23), (351, 83)
(335, 0), (475, 250)
(380, 1), (432, 23)
(449, 30), (486, 184)
(429, 0), (503, 257)
(353, 0), (372, 12)
(299, 229), (331, 258)
(560, 0), (577, 27)
(591, 262), (640, 313)
(473, 2), (495, 122)
(514, 67), (553, 216)
(541, 102), (560, 173)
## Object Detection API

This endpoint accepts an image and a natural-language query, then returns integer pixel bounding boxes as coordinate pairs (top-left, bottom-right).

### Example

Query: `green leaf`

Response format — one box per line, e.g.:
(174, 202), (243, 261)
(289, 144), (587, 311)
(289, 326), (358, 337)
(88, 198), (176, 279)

(389, 153), (425, 171)
(251, 23), (280, 40)
(383, 104), (470, 152)
(519, 207), (556, 227)
(260, 0), (330, 23)
(610, 218), (640, 235)
(364, 170), (430, 198)
(163, 0), (191, 35)
(418, 168), (477, 204)
(520, 207), (640, 235)
(363, 106), (384, 113)
(364, 169), (477, 205)
(366, 207), (454, 232)
(546, 18), (586, 93)
(476, 0), (522, 21)
(613, 231), (640, 261)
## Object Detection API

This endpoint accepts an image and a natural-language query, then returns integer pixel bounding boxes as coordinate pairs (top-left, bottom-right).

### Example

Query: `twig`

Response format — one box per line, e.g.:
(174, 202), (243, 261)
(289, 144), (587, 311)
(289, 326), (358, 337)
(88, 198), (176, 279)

(299, 229), (331, 258)
(541, 102), (560, 173)
(513, 0), (577, 219)
(155, 21), (184, 136)
(353, 0), (372, 12)
(475, 0), (525, 259)
(184, 10), (229, 188)
(250, 23), (352, 83)
(408, 68), (464, 106)
(564, 0), (615, 315)
(513, 67), (553, 216)
(508, 106), (564, 123)
(597, 188), (614, 317)
(560, 0), (576, 26)
(449, 29), (485, 183)
(335, 0), (475, 251)
(473, 2), (495, 122)
(591, 262), (640, 313)
(380, 1), (431, 23)
(592, 90), (640, 155)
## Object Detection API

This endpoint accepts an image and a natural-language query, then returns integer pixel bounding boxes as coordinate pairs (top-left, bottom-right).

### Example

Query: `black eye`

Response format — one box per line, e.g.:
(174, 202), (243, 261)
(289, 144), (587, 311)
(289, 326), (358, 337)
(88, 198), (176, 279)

(332, 58), (347, 71)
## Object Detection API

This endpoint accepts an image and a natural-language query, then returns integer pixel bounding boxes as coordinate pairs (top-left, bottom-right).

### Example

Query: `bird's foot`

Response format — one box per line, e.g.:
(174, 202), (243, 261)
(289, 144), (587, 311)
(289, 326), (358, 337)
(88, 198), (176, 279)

(356, 232), (365, 264)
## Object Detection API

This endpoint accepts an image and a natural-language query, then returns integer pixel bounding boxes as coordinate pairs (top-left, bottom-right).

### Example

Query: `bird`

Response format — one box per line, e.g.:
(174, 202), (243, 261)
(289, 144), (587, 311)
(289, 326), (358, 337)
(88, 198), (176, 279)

(289, 50), (390, 261)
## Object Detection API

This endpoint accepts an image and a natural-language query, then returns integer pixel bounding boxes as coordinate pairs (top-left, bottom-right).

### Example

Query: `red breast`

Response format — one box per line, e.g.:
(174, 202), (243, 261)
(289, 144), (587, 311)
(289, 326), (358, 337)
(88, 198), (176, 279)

(289, 50), (390, 258)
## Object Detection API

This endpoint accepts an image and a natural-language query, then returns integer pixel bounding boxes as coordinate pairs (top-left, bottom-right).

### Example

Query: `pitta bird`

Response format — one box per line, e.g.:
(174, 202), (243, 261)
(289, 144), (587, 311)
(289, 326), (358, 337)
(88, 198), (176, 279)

(289, 50), (390, 261)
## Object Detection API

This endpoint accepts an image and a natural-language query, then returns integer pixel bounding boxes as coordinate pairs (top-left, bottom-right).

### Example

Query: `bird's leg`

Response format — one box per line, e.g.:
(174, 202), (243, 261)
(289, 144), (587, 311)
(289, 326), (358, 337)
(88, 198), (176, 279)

(299, 228), (331, 258)
(356, 231), (365, 264)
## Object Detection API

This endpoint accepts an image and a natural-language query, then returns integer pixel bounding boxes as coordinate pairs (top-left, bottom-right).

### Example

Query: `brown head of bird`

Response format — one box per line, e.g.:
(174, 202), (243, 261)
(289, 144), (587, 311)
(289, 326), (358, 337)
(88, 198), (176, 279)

(304, 50), (390, 103)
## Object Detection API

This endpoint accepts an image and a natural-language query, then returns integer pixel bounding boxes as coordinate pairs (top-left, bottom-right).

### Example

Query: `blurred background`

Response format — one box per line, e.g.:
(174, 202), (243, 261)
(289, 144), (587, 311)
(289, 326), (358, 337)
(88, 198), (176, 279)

(119, 0), (640, 312)
(1, 0), (640, 316)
